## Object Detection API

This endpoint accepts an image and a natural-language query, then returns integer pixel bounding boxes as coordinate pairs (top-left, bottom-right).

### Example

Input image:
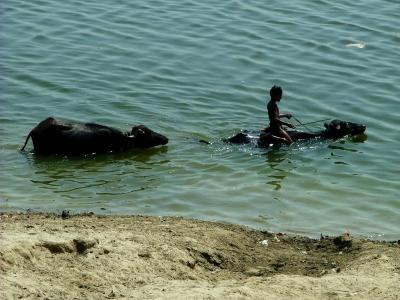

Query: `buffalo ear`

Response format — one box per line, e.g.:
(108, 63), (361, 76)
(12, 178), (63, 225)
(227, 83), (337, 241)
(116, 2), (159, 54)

(324, 123), (329, 129)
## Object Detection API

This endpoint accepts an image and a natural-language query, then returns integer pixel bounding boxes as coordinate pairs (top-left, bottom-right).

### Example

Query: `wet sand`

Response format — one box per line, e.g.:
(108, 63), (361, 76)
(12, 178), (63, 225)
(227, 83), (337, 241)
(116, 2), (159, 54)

(1, 213), (399, 299)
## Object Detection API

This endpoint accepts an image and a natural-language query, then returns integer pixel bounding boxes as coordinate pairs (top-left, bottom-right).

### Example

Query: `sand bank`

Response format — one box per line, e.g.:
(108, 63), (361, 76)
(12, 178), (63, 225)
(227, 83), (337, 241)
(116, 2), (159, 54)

(1, 213), (399, 299)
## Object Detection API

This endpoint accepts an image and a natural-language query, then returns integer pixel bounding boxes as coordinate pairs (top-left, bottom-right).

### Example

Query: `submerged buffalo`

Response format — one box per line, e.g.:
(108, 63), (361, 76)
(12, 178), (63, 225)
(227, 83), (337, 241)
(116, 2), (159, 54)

(225, 119), (366, 147)
(21, 117), (168, 155)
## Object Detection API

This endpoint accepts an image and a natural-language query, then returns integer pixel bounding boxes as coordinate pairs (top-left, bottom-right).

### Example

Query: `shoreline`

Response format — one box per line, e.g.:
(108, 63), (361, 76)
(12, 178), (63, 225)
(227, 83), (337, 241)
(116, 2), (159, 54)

(1, 212), (399, 299)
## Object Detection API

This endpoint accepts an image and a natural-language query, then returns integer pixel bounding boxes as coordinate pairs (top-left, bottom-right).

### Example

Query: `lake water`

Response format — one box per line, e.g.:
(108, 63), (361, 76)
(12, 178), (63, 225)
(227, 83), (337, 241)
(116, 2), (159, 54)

(1, 0), (399, 240)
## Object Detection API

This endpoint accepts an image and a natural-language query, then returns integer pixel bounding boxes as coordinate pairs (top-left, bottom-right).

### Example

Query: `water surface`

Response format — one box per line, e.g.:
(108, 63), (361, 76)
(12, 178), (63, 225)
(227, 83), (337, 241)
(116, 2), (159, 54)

(1, 0), (399, 239)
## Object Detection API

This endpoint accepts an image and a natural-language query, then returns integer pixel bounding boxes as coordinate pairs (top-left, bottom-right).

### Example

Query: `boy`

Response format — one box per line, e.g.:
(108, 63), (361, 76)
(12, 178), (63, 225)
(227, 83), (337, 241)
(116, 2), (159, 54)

(265, 85), (295, 145)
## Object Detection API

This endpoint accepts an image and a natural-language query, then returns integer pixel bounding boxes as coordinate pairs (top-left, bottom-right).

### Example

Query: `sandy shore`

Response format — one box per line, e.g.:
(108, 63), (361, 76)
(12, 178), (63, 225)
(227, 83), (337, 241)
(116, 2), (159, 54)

(0, 213), (399, 299)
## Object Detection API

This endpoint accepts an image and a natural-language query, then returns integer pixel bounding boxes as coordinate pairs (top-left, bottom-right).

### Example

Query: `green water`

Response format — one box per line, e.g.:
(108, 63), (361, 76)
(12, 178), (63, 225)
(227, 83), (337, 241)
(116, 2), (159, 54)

(1, 0), (399, 239)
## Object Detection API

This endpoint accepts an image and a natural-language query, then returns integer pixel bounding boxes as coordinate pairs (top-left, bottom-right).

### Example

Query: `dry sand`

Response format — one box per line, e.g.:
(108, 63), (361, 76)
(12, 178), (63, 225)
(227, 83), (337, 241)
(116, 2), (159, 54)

(1, 213), (399, 299)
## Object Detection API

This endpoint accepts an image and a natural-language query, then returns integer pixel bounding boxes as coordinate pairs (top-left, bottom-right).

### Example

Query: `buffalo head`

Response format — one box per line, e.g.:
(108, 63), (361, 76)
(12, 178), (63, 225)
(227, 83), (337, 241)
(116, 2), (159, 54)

(223, 132), (251, 144)
(129, 125), (168, 148)
(324, 120), (366, 138)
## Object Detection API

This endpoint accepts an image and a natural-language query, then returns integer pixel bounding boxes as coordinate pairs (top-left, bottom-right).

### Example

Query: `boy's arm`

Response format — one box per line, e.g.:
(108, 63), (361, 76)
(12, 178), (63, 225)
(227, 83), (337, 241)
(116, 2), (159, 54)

(278, 113), (294, 128)
(268, 102), (295, 128)
(272, 116), (295, 129)
(280, 120), (295, 128)
(279, 113), (292, 119)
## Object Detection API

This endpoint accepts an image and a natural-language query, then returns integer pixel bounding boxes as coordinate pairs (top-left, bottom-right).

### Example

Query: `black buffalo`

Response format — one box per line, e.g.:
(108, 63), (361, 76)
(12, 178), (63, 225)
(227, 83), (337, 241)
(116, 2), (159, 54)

(21, 117), (168, 155)
(224, 119), (366, 147)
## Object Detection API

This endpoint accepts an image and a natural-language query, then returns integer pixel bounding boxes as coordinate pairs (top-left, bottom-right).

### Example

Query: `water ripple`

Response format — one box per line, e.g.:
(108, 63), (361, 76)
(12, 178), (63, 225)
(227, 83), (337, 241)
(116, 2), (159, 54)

(1, 0), (399, 239)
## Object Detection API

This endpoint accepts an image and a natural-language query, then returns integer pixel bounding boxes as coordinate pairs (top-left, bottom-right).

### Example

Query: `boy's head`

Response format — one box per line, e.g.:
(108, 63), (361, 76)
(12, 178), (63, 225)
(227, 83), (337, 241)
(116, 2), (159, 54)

(270, 85), (283, 101)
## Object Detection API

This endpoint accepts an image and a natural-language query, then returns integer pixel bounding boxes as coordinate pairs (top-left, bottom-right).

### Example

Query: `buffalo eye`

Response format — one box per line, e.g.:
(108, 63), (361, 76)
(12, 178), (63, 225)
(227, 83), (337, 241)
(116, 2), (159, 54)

(132, 126), (147, 136)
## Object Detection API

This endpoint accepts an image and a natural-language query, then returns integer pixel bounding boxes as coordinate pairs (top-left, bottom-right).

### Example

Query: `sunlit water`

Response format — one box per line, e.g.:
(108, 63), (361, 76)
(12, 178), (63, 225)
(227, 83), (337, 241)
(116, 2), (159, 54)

(1, 0), (399, 239)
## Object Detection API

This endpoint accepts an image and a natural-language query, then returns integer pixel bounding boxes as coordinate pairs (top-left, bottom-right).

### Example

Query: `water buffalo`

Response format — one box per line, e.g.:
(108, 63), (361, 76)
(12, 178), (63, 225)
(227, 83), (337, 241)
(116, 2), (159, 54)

(224, 119), (366, 147)
(20, 117), (168, 155)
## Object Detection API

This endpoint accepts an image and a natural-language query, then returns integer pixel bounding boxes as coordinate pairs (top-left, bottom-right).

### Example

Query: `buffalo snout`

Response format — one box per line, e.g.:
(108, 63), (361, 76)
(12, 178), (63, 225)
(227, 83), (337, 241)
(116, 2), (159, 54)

(347, 122), (366, 135)
(131, 125), (168, 148)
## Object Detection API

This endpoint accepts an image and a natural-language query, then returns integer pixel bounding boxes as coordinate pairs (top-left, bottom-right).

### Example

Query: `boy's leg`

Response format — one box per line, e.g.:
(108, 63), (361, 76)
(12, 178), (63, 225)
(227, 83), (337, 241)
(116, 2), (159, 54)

(260, 132), (286, 145)
(279, 128), (293, 145)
